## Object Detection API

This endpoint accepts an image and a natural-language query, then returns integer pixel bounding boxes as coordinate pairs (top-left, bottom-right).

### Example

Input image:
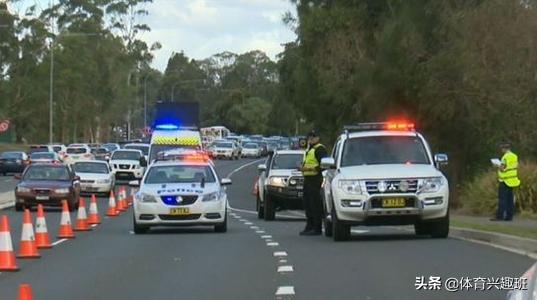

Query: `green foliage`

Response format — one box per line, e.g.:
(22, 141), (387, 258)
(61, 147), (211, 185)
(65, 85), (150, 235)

(460, 162), (537, 218)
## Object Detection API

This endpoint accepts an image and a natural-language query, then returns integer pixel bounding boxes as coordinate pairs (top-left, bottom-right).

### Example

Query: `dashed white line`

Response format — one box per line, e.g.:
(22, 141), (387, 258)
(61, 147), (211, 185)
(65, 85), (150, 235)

(244, 222), (253, 225)
(267, 242), (279, 247)
(273, 251), (287, 257)
(279, 259), (288, 264)
(261, 235), (272, 239)
(276, 286), (295, 296)
(250, 226), (259, 229)
(239, 219), (247, 222)
(278, 265), (294, 273)
(51, 238), (68, 246)
(256, 230), (265, 234)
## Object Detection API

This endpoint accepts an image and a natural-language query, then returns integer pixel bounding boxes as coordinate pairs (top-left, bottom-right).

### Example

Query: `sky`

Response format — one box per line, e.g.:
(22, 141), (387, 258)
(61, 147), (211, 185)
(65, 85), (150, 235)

(11, 0), (297, 71)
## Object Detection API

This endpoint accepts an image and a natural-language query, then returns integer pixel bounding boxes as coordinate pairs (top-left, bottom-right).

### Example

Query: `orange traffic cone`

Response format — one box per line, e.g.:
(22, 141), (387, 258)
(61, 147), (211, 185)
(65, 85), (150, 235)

(106, 191), (119, 217)
(35, 204), (52, 249)
(58, 200), (75, 239)
(0, 215), (19, 271)
(88, 194), (101, 225)
(117, 187), (127, 212)
(74, 198), (91, 231)
(17, 209), (40, 258)
(18, 284), (33, 300)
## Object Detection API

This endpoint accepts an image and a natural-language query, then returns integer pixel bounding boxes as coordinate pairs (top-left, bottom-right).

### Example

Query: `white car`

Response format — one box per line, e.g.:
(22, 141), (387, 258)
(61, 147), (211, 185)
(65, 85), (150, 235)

(212, 141), (239, 160)
(321, 122), (450, 241)
(130, 159), (231, 234)
(110, 149), (147, 180)
(73, 160), (115, 195)
(63, 146), (94, 165)
(29, 152), (61, 164)
(49, 144), (67, 160)
(241, 143), (261, 158)
(124, 143), (150, 162)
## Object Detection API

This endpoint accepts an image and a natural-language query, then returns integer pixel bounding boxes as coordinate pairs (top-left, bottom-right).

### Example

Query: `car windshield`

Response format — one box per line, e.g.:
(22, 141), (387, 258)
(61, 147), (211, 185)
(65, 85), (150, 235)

(271, 154), (303, 170)
(112, 151), (140, 161)
(67, 148), (86, 154)
(1, 152), (22, 159)
(102, 144), (119, 152)
(24, 166), (70, 181)
(215, 143), (233, 148)
(92, 148), (108, 154)
(244, 143), (258, 149)
(145, 165), (216, 184)
(341, 136), (430, 166)
(125, 145), (149, 155)
(52, 146), (62, 152)
(30, 152), (55, 159)
(74, 162), (109, 174)
(149, 145), (201, 162)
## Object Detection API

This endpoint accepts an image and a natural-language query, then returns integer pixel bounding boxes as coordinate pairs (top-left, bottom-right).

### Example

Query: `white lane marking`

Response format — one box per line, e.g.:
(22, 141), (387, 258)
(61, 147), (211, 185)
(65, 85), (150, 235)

(273, 251), (287, 257)
(225, 159), (264, 178)
(250, 226), (259, 230)
(51, 238), (68, 246)
(351, 229), (369, 234)
(244, 222), (253, 225)
(276, 286), (295, 296)
(129, 230), (134, 235)
(279, 259), (288, 264)
(239, 219), (247, 222)
(261, 235), (272, 239)
(287, 210), (306, 217)
(267, 242), (279, 247)
(91, 224), (98, 228)
(256, 230), (265, 234)
(266, 239), (273, 243)
(278, 265), (294, 273)
(228, 207), (257, 214)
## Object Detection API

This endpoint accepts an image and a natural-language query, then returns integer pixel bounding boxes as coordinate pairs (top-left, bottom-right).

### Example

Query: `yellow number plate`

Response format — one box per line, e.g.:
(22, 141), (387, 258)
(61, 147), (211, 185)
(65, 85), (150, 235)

(169, 208), (190, 215)
(381, 198), (406, 208)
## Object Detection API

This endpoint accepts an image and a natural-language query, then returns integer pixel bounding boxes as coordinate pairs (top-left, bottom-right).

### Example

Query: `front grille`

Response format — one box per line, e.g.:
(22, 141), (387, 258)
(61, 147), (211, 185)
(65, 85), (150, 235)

(34, 189), (50, 195)
(370, 198), (416, 209)
(160, 195), (198, 206)
(288, 176), (304, 187)
(81, 180), (95, 184)
(159, 214), (201, 221)
(366, 179), (418, 194)
(119, 164), (130, 170)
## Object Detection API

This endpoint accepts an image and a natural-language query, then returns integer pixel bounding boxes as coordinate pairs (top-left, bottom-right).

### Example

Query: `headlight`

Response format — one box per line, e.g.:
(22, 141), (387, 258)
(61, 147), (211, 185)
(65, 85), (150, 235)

(419, 177), (444, 193)
(17, 187), (31, 193)
(202, 192), (220, 202)
(268, 176), (287, 187)
(139, 193), (157, 203)
(55, 188), (70, 194)
(338, 180), (362, 194)
(96, 179), (111, 184)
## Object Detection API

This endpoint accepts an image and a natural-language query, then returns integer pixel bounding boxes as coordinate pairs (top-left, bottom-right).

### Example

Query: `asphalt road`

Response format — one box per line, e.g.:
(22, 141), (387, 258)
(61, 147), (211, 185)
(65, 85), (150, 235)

(0, 158), (534, 300)
(0, 175), (16, 193)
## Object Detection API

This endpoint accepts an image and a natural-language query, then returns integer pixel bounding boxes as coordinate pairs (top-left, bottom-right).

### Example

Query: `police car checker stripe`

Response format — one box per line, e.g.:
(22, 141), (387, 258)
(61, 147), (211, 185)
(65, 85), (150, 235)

(151, 136), (201, 145)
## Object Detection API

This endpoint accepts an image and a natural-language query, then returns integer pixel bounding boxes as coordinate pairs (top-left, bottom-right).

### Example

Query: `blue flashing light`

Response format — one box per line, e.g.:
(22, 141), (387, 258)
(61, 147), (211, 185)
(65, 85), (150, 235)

(155, 124), (179, 130)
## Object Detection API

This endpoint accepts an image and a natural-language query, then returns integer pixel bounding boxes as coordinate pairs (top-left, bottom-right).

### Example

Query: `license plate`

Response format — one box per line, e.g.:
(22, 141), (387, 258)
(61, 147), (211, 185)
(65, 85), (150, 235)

(381, 198), (406, 208)
(169, 208), (190, 215)
(36, 195), (49, 201)
(72, 155), (80, 159)
(83, 187), (98, 191)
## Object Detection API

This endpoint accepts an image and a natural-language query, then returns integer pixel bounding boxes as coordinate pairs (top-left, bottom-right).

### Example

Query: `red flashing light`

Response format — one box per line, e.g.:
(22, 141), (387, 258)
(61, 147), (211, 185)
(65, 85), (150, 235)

(386, 122), (415, 131)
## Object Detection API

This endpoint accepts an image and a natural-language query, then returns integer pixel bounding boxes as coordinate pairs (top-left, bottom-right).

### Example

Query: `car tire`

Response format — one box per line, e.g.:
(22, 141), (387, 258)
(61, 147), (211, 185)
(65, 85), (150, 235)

(429, 213), (449, 239)
(15, 203), (23, 212)
(133, 219), (149, 234)
(215, 215), (227, 233)
(264, 194), (276, 221)
(332, 205), (350, 241)
(256, 195), (264, 219)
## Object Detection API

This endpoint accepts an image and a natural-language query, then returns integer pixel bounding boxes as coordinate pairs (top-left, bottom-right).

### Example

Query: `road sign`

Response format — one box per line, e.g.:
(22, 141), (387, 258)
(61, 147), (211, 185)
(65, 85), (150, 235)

(0, 120), (10, 133)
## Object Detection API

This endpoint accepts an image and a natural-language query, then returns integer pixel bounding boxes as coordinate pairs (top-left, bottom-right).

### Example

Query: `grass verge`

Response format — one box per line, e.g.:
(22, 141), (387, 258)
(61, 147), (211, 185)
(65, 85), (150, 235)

(451, 219), (537, 240)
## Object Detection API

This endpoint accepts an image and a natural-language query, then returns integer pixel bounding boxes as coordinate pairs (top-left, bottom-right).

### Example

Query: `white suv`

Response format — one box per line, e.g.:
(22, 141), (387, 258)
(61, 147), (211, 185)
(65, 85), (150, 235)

(321, 123), (449, 241)
(110, 149), (147, 180)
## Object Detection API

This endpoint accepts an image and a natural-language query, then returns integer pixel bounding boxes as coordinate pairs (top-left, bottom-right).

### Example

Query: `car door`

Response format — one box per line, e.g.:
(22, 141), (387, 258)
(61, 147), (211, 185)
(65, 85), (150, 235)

(323, 138), (341, 214)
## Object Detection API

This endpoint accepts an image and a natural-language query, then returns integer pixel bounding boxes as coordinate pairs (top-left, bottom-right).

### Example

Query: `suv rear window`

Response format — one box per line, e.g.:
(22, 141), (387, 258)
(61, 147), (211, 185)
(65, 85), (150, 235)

(67, 148), (87, 154)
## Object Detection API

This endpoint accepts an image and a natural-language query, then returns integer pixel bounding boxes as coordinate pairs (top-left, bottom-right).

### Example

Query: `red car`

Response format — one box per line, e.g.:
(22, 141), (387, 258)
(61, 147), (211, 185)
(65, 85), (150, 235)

(15, 164), (80, 211)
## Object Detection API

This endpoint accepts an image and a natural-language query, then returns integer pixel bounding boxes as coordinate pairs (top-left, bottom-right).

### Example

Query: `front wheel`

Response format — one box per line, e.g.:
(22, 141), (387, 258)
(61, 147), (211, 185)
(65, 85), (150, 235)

(256, 195), (264, 219)
(133, 218), (149, 234)
(429, 213), (449, 239)
(215, 215), (227, 233)
(264, 194), (276, 221)
(332, 205), (350, 241)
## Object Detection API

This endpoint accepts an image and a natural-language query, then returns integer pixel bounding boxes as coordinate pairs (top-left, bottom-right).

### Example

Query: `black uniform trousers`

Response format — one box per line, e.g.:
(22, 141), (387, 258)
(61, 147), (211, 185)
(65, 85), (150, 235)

(302, 175), (323, 232)
(497, 182), (514, 220)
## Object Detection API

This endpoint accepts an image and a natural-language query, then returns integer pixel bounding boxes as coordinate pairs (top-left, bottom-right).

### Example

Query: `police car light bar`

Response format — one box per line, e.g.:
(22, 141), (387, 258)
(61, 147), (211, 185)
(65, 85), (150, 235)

(343, 122), (415, 132)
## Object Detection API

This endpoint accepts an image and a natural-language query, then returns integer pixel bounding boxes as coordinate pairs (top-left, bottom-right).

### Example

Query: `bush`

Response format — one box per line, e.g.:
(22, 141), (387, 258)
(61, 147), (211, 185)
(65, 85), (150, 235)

(460, 161), (537, 218)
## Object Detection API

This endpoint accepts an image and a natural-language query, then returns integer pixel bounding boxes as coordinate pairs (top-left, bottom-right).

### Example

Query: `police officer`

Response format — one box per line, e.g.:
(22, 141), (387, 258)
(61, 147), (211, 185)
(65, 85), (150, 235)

(299, 131), (328, 235)
(491, 142), (521, 221)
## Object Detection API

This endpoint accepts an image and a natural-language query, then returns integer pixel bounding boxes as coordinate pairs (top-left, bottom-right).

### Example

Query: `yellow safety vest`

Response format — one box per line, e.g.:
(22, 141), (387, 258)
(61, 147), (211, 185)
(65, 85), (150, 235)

(302, 144), (324, 177)
(498, 151), (521, 187)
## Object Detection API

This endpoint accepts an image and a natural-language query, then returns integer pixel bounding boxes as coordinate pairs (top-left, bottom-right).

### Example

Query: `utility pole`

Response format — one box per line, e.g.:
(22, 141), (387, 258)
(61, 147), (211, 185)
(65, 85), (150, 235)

(49, 0), (54, 144)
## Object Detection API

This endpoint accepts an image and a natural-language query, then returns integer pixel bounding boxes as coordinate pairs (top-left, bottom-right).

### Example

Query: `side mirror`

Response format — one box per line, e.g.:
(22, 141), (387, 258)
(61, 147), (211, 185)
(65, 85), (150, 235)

(129, 180), (140, 187)
(14, 174), (21, 180)
(434, 154), (448, 167)
(221, 178), (232, 186)
(257, 164), (267, 172)
(320, 157), (336, 169)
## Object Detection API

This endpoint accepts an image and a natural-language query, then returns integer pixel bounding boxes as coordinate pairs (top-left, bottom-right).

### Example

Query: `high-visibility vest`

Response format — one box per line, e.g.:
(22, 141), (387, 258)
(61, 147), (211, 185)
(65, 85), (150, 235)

(302, 144), (324, 177)
(498, 151), (521, 187)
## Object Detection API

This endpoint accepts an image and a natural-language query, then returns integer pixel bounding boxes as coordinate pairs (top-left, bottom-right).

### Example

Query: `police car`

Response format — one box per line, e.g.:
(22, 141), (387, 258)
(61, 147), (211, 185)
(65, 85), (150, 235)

(321, 122), (449, 241)
(130, 154), (230, 234)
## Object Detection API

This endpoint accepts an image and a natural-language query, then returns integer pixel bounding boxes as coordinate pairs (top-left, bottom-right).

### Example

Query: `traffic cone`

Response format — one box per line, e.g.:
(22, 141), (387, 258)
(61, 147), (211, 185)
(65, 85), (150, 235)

(74, 198), (91, 231)
(58, 200), (75, 239)
(17, 209), (40, 258)
(0, 215), (19, 271)
(35, 204), (52, 249)
(106, 191), (119, 217)
(18, 284), (33, 300)
(88, 194), (101, 225)
(117, 187), (127, 212)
